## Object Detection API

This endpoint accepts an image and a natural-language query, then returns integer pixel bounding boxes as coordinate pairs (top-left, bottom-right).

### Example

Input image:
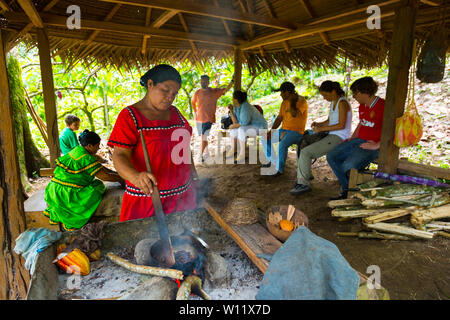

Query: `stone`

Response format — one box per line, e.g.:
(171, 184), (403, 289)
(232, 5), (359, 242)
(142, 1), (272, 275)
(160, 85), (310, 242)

(118, 277), (178, 300)
(134, 238), (154, 266)
(203, 251), (231, 288)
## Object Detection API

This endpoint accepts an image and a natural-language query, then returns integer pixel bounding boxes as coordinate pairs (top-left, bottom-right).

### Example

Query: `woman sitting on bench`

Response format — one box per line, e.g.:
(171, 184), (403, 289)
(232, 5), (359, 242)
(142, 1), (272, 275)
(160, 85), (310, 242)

(326, 76), (385, 200)
(290, 81), (352, 196)
(44, 130), (124, 231)
(227, 90), (268, 162)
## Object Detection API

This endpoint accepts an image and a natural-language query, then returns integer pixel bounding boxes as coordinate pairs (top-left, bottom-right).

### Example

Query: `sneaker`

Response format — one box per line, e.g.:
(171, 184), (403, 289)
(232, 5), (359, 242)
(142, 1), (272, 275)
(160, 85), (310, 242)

(289, 183), (312, 196)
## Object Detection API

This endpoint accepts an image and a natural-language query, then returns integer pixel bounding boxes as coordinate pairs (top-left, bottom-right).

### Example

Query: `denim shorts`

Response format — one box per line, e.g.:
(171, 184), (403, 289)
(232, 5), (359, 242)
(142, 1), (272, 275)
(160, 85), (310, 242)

(196, 121), (213, 136)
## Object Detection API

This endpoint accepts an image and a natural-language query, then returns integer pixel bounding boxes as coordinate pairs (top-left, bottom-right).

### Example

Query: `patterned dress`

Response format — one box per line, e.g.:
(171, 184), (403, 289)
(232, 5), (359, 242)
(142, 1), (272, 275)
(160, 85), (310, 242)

(44, 145), (105, 231)
(107, 105), (197, 221)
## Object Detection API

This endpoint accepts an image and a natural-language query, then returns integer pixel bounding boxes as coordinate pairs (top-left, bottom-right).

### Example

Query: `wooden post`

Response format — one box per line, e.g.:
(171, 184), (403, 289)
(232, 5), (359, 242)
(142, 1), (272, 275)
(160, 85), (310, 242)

(0, 30), (30, 300)
(233, 48), (242, 92)
(378, 0), (417, 174)
(37, 27), (60, 166)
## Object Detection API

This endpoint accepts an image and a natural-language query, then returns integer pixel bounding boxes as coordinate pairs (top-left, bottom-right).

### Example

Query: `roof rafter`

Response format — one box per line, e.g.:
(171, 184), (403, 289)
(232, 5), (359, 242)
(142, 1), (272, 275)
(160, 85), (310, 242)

(141, 7), (151, 54)
(98, 0), (293, 30)
(85, 3), (122, 46)
(298, 0), (330, 45)
(240, 0), (402, 50)
(0, 0), (10, 12)
(17, 0), (44, 28)
(213, 0), (232, 36)
(151, 9), (180, 28)
(5, 11), (242, 47)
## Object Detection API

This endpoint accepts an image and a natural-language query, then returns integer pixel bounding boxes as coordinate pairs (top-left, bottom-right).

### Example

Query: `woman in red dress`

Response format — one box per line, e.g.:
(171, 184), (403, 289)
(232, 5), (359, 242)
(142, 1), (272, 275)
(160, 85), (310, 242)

(108, 64), (198, 221)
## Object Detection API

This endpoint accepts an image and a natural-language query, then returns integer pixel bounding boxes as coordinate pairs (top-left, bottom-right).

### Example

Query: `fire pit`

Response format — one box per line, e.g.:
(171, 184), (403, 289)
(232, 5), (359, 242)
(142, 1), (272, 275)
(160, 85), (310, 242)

(27, 208), (263, 300)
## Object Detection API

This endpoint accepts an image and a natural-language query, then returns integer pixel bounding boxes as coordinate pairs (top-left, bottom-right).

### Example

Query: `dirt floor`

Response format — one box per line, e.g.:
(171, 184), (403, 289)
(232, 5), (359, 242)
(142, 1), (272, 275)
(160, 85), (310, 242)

(195, 150), (450, 300)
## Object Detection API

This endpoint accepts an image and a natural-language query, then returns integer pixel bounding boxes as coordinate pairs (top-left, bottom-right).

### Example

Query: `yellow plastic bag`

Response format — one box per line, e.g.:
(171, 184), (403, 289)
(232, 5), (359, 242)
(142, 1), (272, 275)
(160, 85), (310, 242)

(394, 40), (423, 148)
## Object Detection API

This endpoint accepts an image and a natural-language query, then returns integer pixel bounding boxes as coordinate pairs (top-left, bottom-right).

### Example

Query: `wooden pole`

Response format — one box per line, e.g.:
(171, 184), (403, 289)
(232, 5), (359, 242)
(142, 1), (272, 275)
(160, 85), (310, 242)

(37, 27), (60, 166)
(233, 48), (242, 92)
(0, 30), (30, 300)
(378, 0), (417, 174)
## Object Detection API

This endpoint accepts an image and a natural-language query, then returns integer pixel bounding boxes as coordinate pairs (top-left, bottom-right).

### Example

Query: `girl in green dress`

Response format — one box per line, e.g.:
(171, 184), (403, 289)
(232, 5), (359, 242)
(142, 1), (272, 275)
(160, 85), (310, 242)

(44, 130), (123, 231)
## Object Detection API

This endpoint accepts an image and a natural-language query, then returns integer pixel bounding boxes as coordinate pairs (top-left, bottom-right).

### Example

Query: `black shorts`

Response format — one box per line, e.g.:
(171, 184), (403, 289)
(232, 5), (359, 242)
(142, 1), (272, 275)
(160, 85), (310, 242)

(196, 121), (213, 136)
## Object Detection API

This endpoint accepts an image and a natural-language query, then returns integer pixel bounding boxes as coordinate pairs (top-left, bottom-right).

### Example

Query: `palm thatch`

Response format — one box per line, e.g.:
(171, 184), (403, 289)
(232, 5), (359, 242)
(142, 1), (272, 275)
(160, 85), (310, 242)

(1, 0), (449, 72)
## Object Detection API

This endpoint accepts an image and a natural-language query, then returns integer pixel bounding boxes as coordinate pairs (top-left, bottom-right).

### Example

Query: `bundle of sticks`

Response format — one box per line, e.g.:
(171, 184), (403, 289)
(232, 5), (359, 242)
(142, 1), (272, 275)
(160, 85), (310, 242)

(328, 180), (450, 240)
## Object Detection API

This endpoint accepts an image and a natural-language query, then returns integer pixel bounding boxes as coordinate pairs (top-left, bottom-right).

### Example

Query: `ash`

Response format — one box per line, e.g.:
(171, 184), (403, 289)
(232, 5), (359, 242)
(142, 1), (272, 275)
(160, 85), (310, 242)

(57, 239), (263, 300)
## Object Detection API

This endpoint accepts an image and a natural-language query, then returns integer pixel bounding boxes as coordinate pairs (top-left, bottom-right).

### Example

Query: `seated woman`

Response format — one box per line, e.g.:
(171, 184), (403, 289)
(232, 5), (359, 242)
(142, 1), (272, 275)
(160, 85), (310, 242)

(44, 130), (124, 231)
(290, 81), (352, 195)
(261, 81), (308, 176)
(108, 64), (199, 221)
(326, 76), (385, 200)
(227, 90), (268, 162)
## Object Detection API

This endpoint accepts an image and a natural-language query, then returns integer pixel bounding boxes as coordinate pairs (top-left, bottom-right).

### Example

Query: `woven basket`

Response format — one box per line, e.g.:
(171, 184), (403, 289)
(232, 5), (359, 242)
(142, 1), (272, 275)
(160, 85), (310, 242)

(266, 205), (308, 242)
(221, 198), (259, 225)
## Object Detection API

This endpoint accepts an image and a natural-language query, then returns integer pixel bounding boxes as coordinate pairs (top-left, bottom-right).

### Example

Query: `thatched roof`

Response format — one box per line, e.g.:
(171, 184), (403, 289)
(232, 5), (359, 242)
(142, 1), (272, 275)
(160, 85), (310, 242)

(1, 0), (449, 72)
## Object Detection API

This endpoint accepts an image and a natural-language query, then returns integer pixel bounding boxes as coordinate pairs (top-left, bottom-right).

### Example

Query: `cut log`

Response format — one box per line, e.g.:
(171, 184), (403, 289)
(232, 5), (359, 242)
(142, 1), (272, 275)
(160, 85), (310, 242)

(410, 204), (450, 226)
(360, 184), (445, 199)
(176, 275), (211, 300)
(331, 208), (387, 218)
(106, 252), (184, 280)
(327, 198), (361, 208)
(437, 231), (450, 239)
(365, 222), (434, 239)
(363, 207), (415, 224)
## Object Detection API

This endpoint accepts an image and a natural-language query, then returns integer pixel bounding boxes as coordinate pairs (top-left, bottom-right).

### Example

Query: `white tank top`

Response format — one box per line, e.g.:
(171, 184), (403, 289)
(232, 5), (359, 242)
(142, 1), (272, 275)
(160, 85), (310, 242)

(328, 97), (352, 140)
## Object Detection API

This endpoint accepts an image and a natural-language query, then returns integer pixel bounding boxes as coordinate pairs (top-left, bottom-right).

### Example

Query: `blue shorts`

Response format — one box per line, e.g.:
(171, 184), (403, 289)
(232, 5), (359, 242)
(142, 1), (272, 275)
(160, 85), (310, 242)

(196, 122), (213, 136)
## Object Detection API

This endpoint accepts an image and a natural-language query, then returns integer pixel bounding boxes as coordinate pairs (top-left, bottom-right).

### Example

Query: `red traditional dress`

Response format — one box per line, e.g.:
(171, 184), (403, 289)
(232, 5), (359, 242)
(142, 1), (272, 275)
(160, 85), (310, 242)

(107, 105), (197, 221)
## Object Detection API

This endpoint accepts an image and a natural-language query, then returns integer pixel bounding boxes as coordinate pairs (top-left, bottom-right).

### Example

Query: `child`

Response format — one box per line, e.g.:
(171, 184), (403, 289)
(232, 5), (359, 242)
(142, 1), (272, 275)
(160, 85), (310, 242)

(59, 115), (80, 155)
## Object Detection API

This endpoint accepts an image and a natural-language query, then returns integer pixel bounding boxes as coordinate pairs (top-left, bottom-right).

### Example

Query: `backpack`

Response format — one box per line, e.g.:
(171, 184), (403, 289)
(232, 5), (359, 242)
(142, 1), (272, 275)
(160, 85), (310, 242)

(253, 104), (263, 115)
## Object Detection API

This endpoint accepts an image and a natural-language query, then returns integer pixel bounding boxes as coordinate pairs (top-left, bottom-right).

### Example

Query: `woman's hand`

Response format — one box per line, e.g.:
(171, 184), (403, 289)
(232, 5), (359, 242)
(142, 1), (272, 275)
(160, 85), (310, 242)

(228, 104), (234, 113)
(359, 140), (380, 150)
(131, 171), (158, 195)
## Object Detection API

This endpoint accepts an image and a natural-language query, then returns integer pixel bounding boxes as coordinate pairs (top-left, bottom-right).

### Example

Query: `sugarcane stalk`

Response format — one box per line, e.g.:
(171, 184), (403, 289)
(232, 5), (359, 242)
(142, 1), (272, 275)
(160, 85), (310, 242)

(363, 207), (415, 224)
(410, 203), (450, 226)
(176, 275), (211, 300)
(437, 231), (450, 239)
(365, 222), (434, 239)
(106, 252), (184, 280)
(337, 231), (411, 240)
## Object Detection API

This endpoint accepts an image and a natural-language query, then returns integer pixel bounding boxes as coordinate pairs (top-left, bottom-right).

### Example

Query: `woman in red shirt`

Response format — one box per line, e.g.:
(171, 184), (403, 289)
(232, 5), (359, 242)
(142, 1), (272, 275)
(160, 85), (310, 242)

(326, 77), (385, 199)
(108, 64), (198, 221)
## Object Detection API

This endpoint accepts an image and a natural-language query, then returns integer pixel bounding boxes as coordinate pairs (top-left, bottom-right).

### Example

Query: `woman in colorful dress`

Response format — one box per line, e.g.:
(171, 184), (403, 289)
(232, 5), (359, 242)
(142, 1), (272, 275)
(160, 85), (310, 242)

(108, 64), (198, 221)
(44, 130), (124, 231)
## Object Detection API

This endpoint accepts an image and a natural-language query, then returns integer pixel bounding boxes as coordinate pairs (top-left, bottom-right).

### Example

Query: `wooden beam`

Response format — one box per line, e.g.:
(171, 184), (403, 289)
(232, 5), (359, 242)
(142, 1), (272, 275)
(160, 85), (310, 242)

(17, 0), (44, 28)
(234, 48), (242, 91)
(151, 9), (179, 28)
(213, 0), (232, 36)
(85, 3), (122, 46)
(378, 1), (418, 174)
(298, 0), (331, 45)
(0, 29), (30, 300)
(397, 159), (450, 180)
(0, 0), (10, 12)
(37, 28), (61, 165)
(5, 12), (241, 47)
(239, 2), (398, 50)
(419, 0), (443, 5)
(99, 0), (293, 30)
(178, 13), (198, 55)
(141, 7), (151, 54)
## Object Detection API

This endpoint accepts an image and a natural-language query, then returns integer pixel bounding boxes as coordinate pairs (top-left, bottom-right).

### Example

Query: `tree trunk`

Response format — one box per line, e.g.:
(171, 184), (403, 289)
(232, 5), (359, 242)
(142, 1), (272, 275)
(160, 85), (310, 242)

(7, 54), (49, 192)
(0, 30), (30, 300)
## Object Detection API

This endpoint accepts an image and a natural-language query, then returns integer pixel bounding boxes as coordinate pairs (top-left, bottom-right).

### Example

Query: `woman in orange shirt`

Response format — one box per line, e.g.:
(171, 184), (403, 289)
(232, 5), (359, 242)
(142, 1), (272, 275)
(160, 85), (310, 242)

(261, 82), (308, 176)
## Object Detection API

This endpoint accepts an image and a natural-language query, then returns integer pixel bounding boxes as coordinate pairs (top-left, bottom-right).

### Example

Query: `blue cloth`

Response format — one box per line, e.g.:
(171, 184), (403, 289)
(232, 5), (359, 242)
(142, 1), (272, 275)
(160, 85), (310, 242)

(261, 129), (303, 173)
(256, 227), (359, 300)
(326, 138), (379, 190)
(14, 228), (62, 275)
(232, 101), (267, 129)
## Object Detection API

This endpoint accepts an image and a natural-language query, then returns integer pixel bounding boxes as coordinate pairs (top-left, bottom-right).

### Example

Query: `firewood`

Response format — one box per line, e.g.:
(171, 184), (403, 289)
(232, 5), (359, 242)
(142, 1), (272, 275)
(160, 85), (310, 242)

(437, 231), (450, 239)
(106, 252), (184, 280)
(336, 231), (412, 240)
(365, 222), (434, 239)
(331, 208), (387, 218)
(176, 275), (211, 300)
(363, 184), (445, 199)
(363, 207), (416, 224)
(357, 179), (385, 190)
(425, 222), (450, 231)
(410, 203), (450, 226)
(327, 198), (361, 209)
